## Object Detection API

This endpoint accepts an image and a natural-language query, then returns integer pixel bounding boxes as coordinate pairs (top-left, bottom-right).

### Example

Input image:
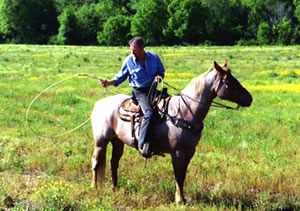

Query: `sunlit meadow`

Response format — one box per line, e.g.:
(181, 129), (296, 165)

(0, 45), (299, 210)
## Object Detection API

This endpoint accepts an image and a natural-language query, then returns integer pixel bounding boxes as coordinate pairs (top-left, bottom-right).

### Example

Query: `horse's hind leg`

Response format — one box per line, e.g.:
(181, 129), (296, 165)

(91, 139), (109, 189)
(110, 138), (124, 189)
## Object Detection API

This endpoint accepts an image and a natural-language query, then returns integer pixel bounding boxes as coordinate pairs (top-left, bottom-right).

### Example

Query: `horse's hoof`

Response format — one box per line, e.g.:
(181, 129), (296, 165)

(112, 186), (120, 192)
(91, 183), (96, 188)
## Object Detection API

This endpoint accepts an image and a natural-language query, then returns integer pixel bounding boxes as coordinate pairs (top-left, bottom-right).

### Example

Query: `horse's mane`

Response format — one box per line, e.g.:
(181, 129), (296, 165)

(186, 67), (214, 95)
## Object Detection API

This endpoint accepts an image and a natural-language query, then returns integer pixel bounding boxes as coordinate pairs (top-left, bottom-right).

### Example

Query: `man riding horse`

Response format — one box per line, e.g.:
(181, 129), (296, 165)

(99, 37), (165, 158)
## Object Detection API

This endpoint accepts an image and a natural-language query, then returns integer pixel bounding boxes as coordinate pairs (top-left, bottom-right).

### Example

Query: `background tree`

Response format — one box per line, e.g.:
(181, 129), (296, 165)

(257, 22), (272, 45)
(164, 0), (207, 45)
(0, 0), (59, 44)
(95, 0), (133, 45)
(243, 0), (296, 40)
(55, 0), (99, 9)
(131, 0), (168, 45)
(0, 0), (300, 45)
(294, 0), (300, 21)
(0, 33), (3, 43)
(97, 15), (131, 46)
(204, 0), (248, 45)
(76, 3), (102, 45)
(275, 18), (294, 44)
(96, 0), (133, 22)
(56, 6), (80, 44)
(56, 4), (103, 45)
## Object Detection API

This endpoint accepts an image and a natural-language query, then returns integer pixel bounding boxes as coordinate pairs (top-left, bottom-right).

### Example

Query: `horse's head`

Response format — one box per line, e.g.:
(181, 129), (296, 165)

(213, 61), (252, 107)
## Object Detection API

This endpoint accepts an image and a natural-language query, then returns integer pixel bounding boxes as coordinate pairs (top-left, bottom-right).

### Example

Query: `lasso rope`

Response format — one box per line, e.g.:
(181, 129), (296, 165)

(26, 74), (156, 139)
(26, 73), (104, 139)
(27, 73), (235, 139)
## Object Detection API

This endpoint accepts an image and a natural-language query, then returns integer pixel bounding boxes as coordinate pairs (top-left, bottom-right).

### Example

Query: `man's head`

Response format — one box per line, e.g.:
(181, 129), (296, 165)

(129, 37), (145, 48)
(129, 37), (145, 59)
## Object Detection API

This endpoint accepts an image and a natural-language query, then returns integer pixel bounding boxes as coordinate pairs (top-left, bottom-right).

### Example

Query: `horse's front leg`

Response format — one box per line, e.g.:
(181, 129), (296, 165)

(171, 147), (195, 204)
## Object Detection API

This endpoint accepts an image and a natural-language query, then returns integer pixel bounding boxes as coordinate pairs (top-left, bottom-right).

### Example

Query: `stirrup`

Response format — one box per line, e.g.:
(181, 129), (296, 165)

(138, 144), (152, 158)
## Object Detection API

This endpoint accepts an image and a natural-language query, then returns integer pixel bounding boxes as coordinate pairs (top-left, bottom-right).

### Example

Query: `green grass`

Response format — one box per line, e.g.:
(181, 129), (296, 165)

(0, 45), (299, 210)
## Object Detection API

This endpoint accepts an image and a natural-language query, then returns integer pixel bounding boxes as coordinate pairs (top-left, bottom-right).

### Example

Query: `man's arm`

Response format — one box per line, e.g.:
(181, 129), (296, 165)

(99, 56), (131, 88)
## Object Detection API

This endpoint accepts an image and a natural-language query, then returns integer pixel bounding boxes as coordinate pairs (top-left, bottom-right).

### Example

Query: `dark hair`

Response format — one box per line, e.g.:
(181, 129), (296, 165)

(129, 37), (145, 48)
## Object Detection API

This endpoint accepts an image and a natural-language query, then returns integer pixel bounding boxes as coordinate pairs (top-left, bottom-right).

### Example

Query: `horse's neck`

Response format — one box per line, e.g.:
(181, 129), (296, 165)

(179, 71), (217, 123)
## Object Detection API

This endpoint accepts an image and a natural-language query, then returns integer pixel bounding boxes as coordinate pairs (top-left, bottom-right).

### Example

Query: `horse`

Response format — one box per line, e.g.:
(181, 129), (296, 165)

(90, 61), (252, 204)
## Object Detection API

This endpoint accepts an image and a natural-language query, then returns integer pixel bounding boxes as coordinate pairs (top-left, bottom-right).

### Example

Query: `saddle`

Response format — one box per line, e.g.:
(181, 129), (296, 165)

(118, 98), (141, 122)
(118, 91), (171, 148)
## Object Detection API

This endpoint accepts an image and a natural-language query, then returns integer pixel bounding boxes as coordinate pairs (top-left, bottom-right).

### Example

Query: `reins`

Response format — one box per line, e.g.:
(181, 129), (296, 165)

(163, 81), (240, 110)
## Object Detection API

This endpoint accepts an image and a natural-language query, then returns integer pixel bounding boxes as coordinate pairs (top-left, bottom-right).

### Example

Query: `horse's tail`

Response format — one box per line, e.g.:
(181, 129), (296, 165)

(91, 142), (107, 189)
(91, 95), (128, 188)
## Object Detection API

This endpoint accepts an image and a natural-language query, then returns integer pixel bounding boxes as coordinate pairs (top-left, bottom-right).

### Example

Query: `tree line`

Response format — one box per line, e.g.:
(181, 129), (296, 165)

(0, 0), (299, 46)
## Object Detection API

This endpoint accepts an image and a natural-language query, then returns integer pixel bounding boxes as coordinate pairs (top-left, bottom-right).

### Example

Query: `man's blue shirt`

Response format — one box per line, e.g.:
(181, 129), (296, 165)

(113, 51), (165, 88)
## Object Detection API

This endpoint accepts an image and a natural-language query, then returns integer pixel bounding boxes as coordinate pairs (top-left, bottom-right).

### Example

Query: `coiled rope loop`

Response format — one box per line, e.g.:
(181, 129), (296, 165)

(26, 73), (100, 139)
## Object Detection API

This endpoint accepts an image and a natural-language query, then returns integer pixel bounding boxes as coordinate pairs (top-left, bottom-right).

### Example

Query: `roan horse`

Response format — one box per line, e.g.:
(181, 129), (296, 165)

(91, 61), (252, 203)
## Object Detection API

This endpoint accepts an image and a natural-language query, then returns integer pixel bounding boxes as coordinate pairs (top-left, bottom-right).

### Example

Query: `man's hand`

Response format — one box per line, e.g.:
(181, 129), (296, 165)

(99, 79), (116, 87)
(99, 79), (108, 87)
(155, 75), (163, 83)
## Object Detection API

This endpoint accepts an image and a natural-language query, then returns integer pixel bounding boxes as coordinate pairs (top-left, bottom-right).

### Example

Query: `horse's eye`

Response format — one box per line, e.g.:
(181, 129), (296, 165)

(222, 78), (229, 88)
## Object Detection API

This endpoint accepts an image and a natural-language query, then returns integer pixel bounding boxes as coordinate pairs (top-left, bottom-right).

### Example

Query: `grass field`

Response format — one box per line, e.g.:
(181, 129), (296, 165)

(0, 45), (299, 210)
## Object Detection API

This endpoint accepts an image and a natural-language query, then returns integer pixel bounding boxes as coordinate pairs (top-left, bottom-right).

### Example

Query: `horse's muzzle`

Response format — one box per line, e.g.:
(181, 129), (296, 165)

(240, 93), (253, 107)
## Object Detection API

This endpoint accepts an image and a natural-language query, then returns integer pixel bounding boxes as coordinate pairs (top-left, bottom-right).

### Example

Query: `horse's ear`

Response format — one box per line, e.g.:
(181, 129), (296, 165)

(224, 60), (227, 67)
(214, 61), (227, 75)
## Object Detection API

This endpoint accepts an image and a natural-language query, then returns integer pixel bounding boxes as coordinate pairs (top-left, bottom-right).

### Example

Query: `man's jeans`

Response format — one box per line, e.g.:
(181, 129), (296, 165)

(132, 87), (154, 149)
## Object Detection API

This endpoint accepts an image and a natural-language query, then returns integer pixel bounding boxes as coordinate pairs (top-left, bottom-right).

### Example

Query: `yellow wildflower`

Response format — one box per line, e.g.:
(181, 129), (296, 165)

(163, 53), (186, 57)
(177, 73), (194, 77)
(246, 84), (300, 93)
(252, 69), (300, 77)
(28, 77), (39, 81)
(165, 73), (175, 78)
